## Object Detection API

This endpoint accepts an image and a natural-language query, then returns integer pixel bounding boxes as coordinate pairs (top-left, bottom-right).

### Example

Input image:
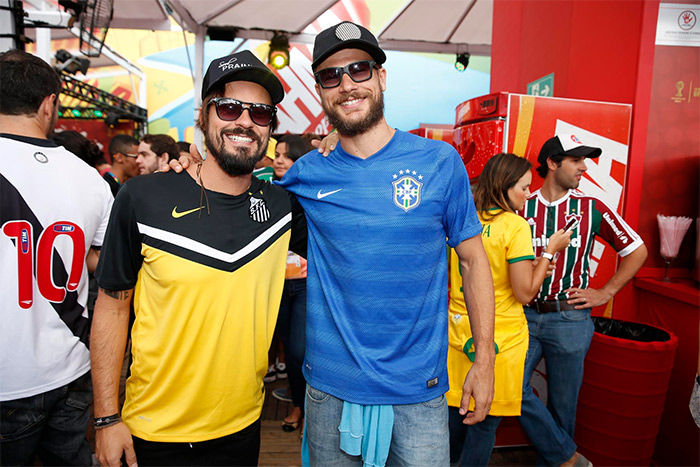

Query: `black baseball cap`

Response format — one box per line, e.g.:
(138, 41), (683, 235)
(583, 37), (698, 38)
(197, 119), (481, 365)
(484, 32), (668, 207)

(312, 21), (386, 70)
(537, 135), (602, 165)
(201, 50), (284, 105)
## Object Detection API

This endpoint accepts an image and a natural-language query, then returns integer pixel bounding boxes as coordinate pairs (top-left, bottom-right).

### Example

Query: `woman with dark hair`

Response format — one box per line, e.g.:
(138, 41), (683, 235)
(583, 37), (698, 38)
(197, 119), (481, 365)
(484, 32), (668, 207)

(272, 134), (309, 180)
(447, 153), (574, 466)
(271, 134), (309, 433)
(51, 130), (107, 169)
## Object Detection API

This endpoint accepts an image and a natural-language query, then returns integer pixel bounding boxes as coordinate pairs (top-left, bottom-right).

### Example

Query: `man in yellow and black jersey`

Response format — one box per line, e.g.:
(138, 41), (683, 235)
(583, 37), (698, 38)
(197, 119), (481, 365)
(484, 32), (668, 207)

(91, 50), (307, 467)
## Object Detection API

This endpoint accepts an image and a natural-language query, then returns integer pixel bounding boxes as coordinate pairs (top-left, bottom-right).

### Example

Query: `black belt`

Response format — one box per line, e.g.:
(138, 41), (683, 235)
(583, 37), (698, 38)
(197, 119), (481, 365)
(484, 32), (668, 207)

(532, 299), (578, 314)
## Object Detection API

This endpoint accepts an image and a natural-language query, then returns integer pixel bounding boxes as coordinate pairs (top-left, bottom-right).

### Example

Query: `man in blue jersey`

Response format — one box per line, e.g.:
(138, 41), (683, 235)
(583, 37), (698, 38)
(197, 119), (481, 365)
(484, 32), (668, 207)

(277, 22), (495, 466)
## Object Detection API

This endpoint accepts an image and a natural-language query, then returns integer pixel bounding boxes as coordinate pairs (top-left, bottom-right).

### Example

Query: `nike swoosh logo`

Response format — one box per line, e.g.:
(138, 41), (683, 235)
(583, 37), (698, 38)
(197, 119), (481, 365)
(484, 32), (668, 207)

(171, 206), (204, 218)
(317, 189), (342, 199)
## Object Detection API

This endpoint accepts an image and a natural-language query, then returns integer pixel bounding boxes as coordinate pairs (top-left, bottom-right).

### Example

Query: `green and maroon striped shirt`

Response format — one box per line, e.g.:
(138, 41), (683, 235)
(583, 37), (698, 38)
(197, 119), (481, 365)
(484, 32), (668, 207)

(520, 189), (643, 301)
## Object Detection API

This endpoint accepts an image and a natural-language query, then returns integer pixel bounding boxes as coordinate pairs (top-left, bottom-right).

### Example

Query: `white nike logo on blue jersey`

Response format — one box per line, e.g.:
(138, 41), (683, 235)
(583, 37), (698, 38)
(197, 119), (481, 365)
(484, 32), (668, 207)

(317, 189), (342, 199)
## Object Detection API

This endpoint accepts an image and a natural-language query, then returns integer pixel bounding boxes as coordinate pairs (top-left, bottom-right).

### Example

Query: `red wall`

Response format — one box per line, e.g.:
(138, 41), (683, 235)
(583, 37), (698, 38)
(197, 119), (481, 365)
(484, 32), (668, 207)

(492, 0), (647, 104)
(638, 43), (700, 271)
(490, 0), (677, 318)
(492, 0), (700, 276)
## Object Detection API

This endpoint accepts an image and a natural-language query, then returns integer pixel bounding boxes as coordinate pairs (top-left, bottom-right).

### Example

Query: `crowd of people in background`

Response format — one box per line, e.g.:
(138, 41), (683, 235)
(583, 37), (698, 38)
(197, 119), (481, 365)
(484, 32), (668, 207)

(50, 129), (319, 198)
(2, 19), (650, 467)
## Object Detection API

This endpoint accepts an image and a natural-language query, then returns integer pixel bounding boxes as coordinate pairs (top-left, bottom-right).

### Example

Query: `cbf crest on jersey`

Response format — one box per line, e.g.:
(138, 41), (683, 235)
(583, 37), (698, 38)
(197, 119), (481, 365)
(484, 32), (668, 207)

(392, 170), (423, 212)
(249, 197), (270, 223)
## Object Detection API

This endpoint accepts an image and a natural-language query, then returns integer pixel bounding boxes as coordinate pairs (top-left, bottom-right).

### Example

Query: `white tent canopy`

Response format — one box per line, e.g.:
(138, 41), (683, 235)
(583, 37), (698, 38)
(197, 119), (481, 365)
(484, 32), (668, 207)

(122, 0), (493, 55)
(19, 0), (493, 139)
(22, 0), (492, 101)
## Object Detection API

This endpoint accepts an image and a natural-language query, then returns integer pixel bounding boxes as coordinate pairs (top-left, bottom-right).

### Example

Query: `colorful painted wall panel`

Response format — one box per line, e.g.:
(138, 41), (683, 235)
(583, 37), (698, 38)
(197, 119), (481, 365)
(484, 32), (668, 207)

(48, 0), (490, 143)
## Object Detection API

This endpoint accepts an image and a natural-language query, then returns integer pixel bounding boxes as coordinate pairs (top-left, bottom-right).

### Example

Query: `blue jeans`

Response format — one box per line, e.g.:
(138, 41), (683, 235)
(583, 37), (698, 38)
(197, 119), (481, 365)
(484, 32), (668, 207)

(517, 306), (594, 465)
(0, 372), (92, 466)
(277, 278), (307, 412)
(305, 385), (449, 466)
(448, 407), (501, 466)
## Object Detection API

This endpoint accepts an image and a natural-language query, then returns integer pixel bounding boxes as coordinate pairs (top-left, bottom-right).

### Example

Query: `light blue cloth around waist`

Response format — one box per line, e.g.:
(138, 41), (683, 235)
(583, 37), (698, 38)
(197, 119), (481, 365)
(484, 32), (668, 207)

(339, 402), (394, 467)
(301, 401), (394, 467)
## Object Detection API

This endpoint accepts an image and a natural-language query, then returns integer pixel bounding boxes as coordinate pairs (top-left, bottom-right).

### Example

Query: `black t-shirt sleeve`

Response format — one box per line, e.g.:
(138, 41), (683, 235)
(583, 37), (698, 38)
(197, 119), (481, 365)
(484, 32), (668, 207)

(102, 173), (119, 197)
(288, 192), (307, 259)
(95, 185), (143, 291)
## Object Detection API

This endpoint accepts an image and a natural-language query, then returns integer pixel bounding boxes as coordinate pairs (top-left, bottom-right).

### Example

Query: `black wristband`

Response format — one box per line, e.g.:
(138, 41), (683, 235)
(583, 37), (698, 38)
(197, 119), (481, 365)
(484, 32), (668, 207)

(94, 413), (121, 429)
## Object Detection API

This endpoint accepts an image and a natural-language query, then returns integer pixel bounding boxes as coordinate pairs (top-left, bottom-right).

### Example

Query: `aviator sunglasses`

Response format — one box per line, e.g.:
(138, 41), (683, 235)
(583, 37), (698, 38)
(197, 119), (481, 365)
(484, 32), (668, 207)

(208, 97), (276, 127)
(314, 60), (377, 89)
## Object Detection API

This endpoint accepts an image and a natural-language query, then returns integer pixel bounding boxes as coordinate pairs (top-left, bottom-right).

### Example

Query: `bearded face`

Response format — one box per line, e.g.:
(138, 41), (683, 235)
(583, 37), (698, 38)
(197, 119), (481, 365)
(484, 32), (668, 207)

(314, 49), (387, 138)
(200, 81), (273, 176)
(205, 125), (268, 176)
(323, 90), (384, 137)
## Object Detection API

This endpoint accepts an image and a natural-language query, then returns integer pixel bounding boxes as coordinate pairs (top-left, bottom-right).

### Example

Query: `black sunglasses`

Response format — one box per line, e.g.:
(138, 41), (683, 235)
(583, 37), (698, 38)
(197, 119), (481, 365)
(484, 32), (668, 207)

(208, 97), (276, 127)
(314, 60), (377, 89)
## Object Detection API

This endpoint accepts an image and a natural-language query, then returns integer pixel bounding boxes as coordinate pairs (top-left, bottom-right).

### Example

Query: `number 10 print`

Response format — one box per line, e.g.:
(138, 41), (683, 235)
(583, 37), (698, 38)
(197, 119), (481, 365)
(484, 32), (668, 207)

(3, 220), (85, 309)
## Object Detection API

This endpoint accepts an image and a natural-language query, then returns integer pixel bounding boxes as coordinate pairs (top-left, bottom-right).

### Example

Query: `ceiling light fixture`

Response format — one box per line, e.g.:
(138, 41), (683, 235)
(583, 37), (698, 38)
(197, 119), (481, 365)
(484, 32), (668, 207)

(55, 49), (90, 75)
(268, 33), (290, 70)
(455, 52), (470, 72)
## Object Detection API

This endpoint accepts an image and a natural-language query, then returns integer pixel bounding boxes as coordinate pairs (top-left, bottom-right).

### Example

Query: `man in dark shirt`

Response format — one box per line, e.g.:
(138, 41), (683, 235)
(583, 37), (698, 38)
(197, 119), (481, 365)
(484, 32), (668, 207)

(103, 134), (140, 196)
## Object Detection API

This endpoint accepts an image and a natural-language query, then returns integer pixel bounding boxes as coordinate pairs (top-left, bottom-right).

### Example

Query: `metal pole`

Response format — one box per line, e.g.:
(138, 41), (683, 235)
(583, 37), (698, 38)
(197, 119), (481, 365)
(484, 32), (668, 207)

(193, 25), (205, 154)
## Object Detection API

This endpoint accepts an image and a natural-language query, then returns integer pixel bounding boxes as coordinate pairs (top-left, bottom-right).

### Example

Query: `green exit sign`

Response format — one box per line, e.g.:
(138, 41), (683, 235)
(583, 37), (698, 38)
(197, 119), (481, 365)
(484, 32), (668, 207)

(527, 73), (554, 97)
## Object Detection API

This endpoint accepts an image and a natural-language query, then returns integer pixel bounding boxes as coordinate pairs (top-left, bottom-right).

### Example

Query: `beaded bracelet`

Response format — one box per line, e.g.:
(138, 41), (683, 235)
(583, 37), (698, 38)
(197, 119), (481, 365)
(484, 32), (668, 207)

(94, 413), (121, 430)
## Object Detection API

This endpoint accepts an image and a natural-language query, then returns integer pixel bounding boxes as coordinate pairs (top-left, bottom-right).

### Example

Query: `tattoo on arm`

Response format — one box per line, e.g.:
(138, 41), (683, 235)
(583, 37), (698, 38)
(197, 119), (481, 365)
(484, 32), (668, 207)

(101, 288), (131, 300)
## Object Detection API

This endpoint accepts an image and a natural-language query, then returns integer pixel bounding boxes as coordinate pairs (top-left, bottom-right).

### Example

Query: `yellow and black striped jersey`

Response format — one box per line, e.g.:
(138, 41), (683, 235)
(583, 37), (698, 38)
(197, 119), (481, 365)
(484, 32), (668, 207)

(96, 170), (306, 442)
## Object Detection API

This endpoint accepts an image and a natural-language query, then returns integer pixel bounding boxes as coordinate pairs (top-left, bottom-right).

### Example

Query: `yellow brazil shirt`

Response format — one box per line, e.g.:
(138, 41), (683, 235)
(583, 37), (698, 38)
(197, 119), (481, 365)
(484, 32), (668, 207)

(446, 210), (534, 415)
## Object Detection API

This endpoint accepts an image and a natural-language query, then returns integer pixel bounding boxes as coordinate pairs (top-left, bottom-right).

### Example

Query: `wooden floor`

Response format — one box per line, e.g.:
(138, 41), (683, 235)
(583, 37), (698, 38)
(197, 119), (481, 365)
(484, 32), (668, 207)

(260, 378), (302, 467)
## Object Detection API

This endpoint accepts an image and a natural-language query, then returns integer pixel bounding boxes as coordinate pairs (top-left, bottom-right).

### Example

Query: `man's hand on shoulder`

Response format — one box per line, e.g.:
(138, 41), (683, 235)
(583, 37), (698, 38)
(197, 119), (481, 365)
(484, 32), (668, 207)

(312, 131), (339, 157)
(95, 422), (137, 467)
(166, 144), (204, 173)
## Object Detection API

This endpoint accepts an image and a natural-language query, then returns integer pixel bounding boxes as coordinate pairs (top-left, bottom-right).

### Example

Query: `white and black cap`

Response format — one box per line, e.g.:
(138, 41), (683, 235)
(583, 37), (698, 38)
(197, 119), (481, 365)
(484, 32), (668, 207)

(312, 21), (386, 70)
(537, 135), (602, 165)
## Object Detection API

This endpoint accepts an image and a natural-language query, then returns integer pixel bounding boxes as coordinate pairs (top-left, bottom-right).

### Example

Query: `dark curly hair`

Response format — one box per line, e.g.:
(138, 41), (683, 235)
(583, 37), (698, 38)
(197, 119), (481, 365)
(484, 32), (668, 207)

(51, 130), (106, 168)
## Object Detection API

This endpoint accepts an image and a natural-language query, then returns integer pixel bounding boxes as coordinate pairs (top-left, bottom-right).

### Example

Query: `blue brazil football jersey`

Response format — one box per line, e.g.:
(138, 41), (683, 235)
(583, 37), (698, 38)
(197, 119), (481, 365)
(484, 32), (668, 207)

(277, 130), (481, 404)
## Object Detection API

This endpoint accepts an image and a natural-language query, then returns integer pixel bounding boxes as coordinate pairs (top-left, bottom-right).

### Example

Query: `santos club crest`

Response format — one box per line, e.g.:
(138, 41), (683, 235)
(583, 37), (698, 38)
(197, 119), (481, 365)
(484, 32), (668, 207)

(249, 197), (270, 223)
(392, 173), (423, 212)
